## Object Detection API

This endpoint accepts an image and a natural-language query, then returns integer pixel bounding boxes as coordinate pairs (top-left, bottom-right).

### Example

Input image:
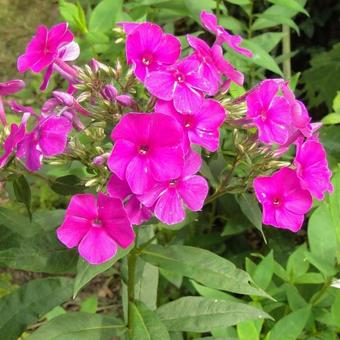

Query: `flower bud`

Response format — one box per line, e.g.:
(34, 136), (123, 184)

(101, 84), (118, 101)
(53, 91), (74, 107)
(116, 94), (137, 109)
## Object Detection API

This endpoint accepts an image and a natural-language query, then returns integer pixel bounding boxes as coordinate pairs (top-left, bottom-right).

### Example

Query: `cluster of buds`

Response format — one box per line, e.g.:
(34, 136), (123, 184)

(0, 11), (332, 264)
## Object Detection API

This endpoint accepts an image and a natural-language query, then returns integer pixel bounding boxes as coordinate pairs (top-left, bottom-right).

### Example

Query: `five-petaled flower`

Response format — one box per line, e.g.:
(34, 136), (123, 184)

(57, 193), (135, 264)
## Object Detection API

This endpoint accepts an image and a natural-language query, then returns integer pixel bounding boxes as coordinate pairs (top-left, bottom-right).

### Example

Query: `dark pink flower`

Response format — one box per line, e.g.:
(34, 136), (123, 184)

(140, 151), (209, 225)
(17, 23), (74, 73)
(0, 80), (25, 125)
(17, 115), (72, 171)
(200, 11), (252, 58)
(145, 57), (210, 113)
(294, 138), (333, 200)
(246, 80), (291, 145)
(57, 193), (135, 264)
(186, 35), (244, 94)
(0, 122), (26, 168)
(156, 99), (225, 152)
(107, 173), (152, 225)
(254, 167), (313, 232)
(108, 113), (184, 194)
(117, 22), (141, 35)
(126, 23), (181, 81)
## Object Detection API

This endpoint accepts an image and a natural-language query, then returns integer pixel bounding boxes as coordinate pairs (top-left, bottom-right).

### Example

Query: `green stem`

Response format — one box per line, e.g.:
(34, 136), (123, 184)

(216, 0), (222, 22)
(127, 252), (137, 334)
(310, 278), (332, 306)
(282, 25), (291, 80)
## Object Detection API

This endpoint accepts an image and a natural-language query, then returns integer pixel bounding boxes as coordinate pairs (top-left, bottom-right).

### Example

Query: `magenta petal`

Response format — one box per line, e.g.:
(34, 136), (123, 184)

(178, 175), (209, 211)
(154, 189), (185, 225)
(155, 34), (181, 64)
(275, 207), (304, 232)
(0, 97), (6, 126)
(149, 146), (184, 181)
(125, 197), (152, 225)
(200, 11), (218, 33)
(182, 151), (202, 177)
(57, 215), (91, 248)
(59, 41), (80, 61)
(139, 182), (168, 208)
(66, 194), (98, 220)
(108, 139), (136, 179)
(144, 71), (176, 100)
(126, 156), (153, 194)
(173, 84), (203, 114)
(148, 113), (183, 147)
(0, 80), (25, 96)
(78, 228), (117, 265)
(107, 174), (131, 200)
(111, 113), (150, 144)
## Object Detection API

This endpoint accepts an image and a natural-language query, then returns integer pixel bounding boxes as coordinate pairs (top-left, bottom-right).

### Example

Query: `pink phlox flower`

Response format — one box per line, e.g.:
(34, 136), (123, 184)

(294, 137), (333, 200)
(107, 173), (152, 225)
(139, 151), (209, 225)
(0, 121), (26, 168)
(145, 57), (211, 113)
(57, 193), (135, 265)
(17, 22), (74, 73)
(126, 22), (181, 81)
(117, 22), (142, 35)
(254, 167), (313, 232)
(17, 23), (79, 91)
(17, 115), (72, 171)
(281, 83), (312, 138)
(200, 11), (252, 58)
(155, 98), (226, 152)
(186, 35), (222, 95)
(108, 112), (184, 195)
(0, 80), (25, 125)
(212, 44), (244, 87)
(246, 79), (291, 145)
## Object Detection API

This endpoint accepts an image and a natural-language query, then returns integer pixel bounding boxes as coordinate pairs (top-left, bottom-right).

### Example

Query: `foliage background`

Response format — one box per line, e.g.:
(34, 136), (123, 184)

(0, 0), (339, 339)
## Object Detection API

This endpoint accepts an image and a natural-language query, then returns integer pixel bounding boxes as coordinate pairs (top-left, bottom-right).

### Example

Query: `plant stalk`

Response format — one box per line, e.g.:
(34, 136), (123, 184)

(282, 25), (291, 80)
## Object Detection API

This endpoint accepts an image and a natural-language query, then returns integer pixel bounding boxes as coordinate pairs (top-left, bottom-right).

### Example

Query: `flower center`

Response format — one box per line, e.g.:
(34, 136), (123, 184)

(183, 114), (195, 128)
(273, 198), (281, 206)
(139, 145), (149, 155)
(260, 109), (267, 121)
(175, 72), (185, 83)
(169, 179), (177, 187)
(92, 218), (103, 228)
(142, 54), (153, 66)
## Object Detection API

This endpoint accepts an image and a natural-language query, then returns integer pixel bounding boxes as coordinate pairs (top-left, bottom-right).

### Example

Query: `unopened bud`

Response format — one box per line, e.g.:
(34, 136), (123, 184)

(101, 84), (118, 101)
(85, 178), (100, 187)
(116, 94), (137, 109)
(53, 91), (74, 107)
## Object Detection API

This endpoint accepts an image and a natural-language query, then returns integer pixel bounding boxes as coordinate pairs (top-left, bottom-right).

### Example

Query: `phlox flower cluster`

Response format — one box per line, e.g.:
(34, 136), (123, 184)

(249, 80), (333, 232)
(0, 11), (333, 264)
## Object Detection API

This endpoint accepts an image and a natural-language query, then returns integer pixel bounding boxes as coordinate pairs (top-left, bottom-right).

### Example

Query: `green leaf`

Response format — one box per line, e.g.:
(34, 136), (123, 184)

(0, 207), (40, 237)
(237, 320), (260, 340)
(0, 223), (77, 273)
(308, 204), (337, 268)
(241, 40), (283, 76)
(285, 284), (307, 311)
(0, 278), (73, 340)
(141, 244), (270, 298)
(89, 0), (123, 33)
(73, 246), (132, 297)
(27, 312), (126, 340)
(332, 92), (340, 112)
(252, 251), (274, 290)
(250, 33), (284, 52)
(157, 297), (271, 332)
(226, 0), (251, 5)
(236, 193), (265, 240)
(59, 0), (79, 28)
(286, 243), (309, 279)
(135, 259), (159, 310)
(160, 268), (183, 288)
(51, 175), (84, 195)
(329, 170), (340, 250)
(12, 175), (32, 219)
(269, 0), (308, 16)
(302, 43), (340, 109)
(184, 0), (215, 22)
(331, 293), (340, 326)
(130, 301), (170, 340)
(268, 306), (311, 340)
(322, 113), (340, 125)
(80, 296), (98, 313)
(294, 273), (325, 285)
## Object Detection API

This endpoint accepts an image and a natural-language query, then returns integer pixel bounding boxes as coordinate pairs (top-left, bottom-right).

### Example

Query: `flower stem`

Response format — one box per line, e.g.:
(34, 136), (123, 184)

(127, 251), (137, 333)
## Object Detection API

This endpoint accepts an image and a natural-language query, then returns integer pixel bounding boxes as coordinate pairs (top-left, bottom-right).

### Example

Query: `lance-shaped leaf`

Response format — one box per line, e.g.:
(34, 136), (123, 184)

(141, 244), (270, 298)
